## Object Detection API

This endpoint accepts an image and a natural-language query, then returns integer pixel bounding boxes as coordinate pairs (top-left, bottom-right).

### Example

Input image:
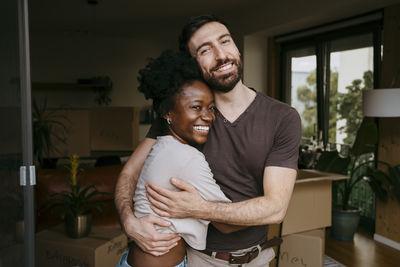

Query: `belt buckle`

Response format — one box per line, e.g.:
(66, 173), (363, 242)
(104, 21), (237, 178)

(229, 246), (259, 264)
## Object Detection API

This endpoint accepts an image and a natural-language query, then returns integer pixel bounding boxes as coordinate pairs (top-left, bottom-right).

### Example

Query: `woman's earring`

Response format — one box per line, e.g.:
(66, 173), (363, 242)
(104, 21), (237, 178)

(167, 118), (171, 125)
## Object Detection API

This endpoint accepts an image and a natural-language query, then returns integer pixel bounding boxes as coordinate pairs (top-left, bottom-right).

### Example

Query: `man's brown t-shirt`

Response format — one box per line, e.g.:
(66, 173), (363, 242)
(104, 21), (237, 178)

(147, 91), (301, 252)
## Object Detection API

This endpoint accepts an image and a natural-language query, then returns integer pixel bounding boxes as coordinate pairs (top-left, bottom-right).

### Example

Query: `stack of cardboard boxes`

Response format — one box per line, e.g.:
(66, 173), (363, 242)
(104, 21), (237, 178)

(271, 169), (347, 267)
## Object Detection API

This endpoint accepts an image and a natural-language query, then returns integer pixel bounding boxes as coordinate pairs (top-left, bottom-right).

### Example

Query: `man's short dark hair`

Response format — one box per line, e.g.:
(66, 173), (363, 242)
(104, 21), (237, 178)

(178, 14), (228, 55)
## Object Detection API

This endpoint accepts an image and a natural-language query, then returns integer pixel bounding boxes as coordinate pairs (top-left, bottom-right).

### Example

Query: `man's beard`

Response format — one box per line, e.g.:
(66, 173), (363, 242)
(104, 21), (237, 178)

(205, 58), (243, 93)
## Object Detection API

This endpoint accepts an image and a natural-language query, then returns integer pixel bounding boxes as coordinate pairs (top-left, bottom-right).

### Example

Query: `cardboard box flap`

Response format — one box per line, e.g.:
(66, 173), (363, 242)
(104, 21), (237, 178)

(282, 180), (331, 235)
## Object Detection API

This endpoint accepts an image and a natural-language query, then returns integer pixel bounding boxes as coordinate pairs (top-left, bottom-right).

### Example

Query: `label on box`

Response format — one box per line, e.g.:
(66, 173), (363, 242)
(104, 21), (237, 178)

(279, 229), (325, 267)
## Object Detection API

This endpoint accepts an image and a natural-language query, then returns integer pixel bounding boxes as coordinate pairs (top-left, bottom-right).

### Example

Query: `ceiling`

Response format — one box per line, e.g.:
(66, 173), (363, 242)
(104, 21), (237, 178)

(29, 0), (265, 37)
(28, 0), (400, 39)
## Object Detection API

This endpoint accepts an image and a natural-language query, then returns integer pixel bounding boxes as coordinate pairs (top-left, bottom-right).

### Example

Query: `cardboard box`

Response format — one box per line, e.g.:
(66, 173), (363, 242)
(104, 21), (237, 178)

(36, 225), (128, 267)
(90, 107), (139, 151)
(279, 228), (325, 267)
(49, 109), (91, 158)
(282, 179), (332, 235)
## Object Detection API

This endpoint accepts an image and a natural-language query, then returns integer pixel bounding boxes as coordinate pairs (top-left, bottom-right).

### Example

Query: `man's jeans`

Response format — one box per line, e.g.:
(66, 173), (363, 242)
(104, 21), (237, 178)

(116, 250), (187, 267)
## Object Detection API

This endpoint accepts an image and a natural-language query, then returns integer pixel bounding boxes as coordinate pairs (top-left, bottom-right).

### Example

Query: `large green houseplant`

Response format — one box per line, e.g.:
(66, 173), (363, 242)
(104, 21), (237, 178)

(43, 154), (112, 238)
(316, 118), (400, 240)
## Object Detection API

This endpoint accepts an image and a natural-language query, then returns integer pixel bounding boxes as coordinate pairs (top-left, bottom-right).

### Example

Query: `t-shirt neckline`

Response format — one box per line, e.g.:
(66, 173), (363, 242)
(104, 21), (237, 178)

(215, 91), (259, 126)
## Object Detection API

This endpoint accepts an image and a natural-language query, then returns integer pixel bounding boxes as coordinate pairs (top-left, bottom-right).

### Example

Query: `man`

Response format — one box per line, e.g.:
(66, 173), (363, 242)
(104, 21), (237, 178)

(115, 15), (301, 266)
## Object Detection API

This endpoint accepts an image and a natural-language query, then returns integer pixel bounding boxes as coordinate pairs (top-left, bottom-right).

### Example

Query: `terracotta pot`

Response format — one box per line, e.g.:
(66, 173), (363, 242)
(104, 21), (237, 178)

(65, 213), (92, 238)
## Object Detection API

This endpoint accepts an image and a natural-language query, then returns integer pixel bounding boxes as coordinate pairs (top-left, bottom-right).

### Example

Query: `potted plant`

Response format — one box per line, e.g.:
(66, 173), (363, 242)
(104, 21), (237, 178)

(43, 154), (112, 238)
(32, 98), (68, 168)
(91, 76), (113, 106)
(316, 117), (400, 241)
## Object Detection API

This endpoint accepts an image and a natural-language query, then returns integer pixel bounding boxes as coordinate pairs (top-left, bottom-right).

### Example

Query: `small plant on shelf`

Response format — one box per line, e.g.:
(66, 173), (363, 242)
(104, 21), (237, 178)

(92, 76), (113, 106)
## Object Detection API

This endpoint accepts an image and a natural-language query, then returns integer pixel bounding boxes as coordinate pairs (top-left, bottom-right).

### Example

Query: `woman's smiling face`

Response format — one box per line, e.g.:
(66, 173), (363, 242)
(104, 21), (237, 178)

(166, 80), (215, 146)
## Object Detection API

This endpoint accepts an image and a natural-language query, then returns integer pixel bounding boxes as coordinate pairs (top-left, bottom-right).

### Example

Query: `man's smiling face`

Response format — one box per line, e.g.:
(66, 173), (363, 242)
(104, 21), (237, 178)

(188, 22), (243, 93)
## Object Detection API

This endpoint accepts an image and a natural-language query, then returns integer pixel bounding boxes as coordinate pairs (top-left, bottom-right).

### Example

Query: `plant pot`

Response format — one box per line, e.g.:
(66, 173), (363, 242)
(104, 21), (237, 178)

(65, 213), (92, 238)
(15, 220), (24, 243)
(331, 206), (360, 241)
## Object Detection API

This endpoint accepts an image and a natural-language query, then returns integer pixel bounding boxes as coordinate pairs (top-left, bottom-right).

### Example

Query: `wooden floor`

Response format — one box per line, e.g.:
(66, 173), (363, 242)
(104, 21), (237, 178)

(325, 228), (400, 267)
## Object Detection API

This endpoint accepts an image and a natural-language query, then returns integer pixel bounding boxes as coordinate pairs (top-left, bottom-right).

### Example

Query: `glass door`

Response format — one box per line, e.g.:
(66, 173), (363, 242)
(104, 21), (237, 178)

(0, 0), (35, 266)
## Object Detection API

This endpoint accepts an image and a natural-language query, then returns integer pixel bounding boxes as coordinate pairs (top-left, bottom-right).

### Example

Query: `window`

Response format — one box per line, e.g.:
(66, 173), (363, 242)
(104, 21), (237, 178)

(279, 16), (381, 151)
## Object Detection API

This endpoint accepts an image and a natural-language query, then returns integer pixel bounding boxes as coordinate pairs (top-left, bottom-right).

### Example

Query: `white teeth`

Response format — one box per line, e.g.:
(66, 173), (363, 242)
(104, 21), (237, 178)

(217, 64), (232, 72)
(194, 126), (209, 132)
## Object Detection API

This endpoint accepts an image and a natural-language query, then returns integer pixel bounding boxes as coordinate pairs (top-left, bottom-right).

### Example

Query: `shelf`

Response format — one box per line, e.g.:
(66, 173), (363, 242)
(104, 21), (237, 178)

(32, 83), (94, 91)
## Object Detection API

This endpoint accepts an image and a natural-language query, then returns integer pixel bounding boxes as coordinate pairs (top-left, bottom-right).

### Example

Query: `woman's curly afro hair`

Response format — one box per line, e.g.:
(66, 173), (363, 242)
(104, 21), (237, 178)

(137, 50), (204, 116)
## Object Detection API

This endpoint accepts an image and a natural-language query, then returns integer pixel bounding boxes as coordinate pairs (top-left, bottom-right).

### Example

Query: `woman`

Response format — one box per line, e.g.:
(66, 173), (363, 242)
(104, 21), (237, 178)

(118, 50), (232, 267)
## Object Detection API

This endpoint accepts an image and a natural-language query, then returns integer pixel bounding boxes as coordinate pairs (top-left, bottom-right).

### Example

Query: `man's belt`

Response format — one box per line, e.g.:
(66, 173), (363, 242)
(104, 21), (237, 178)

(199, 236), (283, 265)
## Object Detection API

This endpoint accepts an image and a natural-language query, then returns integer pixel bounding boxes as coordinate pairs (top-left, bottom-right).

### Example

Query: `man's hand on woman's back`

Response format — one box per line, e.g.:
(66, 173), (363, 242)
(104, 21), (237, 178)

(123, 213), (181, 256)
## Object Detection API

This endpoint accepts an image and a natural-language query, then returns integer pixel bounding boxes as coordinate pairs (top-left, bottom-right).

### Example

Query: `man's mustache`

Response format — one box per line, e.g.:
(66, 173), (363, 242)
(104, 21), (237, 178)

(211, 58), (237, 72)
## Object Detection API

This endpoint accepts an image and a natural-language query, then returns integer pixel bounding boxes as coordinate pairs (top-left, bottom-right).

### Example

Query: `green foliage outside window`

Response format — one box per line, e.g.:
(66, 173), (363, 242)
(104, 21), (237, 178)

(296, 70), (372, 146)
(336, 70), (373, 145)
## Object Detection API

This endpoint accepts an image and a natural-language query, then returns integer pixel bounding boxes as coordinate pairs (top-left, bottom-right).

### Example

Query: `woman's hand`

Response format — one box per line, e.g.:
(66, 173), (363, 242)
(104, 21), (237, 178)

(146, 178), (207, 219)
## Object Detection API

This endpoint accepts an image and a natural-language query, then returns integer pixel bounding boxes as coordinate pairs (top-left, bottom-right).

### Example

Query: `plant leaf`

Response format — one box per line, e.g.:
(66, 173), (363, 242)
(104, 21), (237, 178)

(364, 167), (389, 202)
(350, 117), (378, 157)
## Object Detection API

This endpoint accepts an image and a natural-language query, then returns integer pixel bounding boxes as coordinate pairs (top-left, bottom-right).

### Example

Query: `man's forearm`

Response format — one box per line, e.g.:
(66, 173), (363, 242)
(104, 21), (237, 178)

(196, 167), (297, 226)
(197, 196), (287, 226)
(114, 171), (138, 224)
(114, 138), (157, 226)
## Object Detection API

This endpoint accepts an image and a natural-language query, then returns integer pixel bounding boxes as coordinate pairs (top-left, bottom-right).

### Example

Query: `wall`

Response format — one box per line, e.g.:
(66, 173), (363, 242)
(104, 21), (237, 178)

(30, 31), (175, 108)
(243, 35), (267, 92)
(375, 4), (400, 244)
